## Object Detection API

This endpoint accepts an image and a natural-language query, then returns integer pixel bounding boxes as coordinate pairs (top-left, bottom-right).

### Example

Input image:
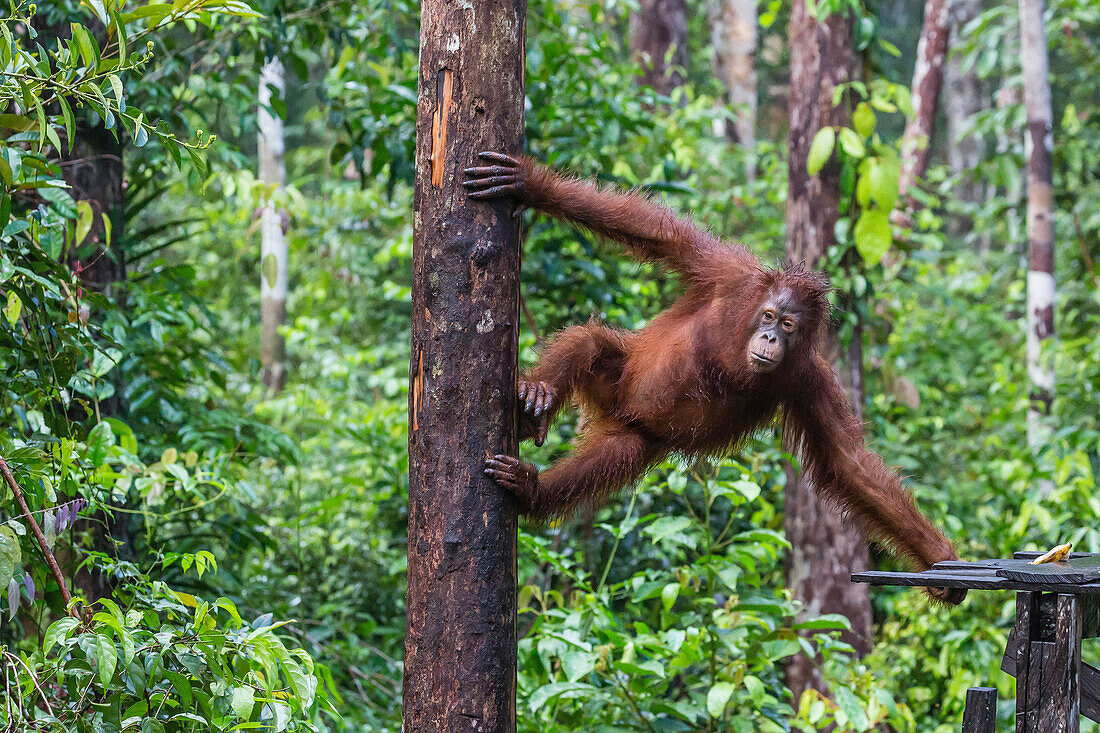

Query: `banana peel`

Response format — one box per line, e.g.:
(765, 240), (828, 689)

(1029, 543), (1072, 565)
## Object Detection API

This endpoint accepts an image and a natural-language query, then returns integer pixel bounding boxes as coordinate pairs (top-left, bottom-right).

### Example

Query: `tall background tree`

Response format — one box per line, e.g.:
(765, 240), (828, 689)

(631, 0), (688, 95)
(1019, 0), (1056, 492)
(258, 56), (289, 392)
(711, 0), (758, 180)
(783, 0), (872, 699)
(895, 0), (952, 217)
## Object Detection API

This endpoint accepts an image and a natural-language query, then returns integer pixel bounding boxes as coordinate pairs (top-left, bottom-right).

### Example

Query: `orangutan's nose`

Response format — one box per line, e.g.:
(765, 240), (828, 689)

(763, 332), (777, 343)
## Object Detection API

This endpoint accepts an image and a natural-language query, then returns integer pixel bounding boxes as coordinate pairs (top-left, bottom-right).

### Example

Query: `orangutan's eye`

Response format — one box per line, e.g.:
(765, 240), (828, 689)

(762, 310), (775, 321)
(782, 319), (796, 333)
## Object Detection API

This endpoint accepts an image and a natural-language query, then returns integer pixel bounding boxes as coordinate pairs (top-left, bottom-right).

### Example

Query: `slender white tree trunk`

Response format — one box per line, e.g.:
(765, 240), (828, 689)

(712, 0), (757, 181)
(258, 57), (288, 392)
(1019, 0), (1055, 492)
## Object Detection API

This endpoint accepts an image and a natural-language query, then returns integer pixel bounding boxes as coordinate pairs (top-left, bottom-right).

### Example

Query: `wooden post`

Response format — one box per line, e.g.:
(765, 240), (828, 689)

(404, 0), (526, 730)
(962, 687), (997, 733)
(1015, 592), (1083, 733)
(1040, 594), (1082, 732)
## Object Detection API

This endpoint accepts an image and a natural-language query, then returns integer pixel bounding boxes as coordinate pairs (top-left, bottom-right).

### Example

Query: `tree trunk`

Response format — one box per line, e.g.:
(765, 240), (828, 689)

(64, 126), (125, 288)
(403, 0), (525, 729)
(711, 0), (758, 180)
(631, 0), (688, 95)
(944, 0), (985, 219)
(258, 57), (288, 392)
(48, 19), (127, 601)
(784, 0), (872, 700)
(895, 0), (951, 218)
(1019, 0), (1055, 492)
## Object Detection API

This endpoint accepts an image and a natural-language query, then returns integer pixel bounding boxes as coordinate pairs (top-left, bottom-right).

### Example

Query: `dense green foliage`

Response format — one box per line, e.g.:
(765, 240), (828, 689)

(1, 0), (1098, 731)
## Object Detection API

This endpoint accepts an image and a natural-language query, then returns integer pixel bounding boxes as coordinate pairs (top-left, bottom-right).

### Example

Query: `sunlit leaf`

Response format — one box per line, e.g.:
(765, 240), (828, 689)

(807, 126), (835, 175)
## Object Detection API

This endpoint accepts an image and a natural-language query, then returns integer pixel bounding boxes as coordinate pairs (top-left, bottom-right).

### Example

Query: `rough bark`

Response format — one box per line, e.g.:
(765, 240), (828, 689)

(896, 0), (951, 216)
(404, 0), (525, 729)
(711, 0), (758, 180)
(630, 0), (688, 95)
(32, 16), (124, 289)
(944, 0), (985, 214)
(1019, 0), (1055, 491)
(258, 57), (288, 392)
(63, 121), (125, 289)
(784, 0), (872, 699)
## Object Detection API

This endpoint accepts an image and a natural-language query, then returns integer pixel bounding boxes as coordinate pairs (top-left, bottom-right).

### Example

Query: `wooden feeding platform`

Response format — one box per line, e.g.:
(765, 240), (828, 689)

(852, 552), (1100, 733)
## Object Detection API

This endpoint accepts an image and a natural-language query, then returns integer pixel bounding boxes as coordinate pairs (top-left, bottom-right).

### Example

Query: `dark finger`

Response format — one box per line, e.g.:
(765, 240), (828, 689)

(463, 165), (514, 177)
(468, 185), (520, 199)
(462, 175), (516, 190)
(478, 151), (517, 165)
(492, 454), (519, 465)
(485, 459), (514, 472)
(534, 388), (548, 416)
(519, 382), (531, 404)
(484, 469), (518, 488)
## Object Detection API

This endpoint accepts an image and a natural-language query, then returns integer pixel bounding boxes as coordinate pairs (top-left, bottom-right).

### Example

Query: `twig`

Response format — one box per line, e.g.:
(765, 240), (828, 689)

(3, 649), (54, 717)
(520, 294), (541, 341)
(0, 456), (74, 612)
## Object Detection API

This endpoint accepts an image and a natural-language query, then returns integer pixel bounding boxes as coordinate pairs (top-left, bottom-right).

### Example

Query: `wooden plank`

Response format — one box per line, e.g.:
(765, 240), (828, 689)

(1015, 552), (1100, 561)
(1000, 557), (1100, 585)
(851, 569), (1100, 594)
(851, 570), (1007, 591)
(962, 687), (997, 733)
(1035, 594), (1081, 733)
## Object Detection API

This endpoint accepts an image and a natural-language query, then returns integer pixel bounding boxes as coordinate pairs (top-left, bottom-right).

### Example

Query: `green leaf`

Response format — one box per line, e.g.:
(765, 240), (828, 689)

(107, 74), (125, 105)
(706, 681), (735, 717)
(806, 127), (835, 175)
(868, 157), (901, 210)
(86, 0), (109, 25)
(71, 24), (99, 69)
(661, 582), (679, 611)
(75, 200), (94, 245)
(95, 633), (117, 686)
(57, 97), (76, 154)
(852, 102), (876, 138)
(186, 147), (207, 177)
(793, 613), (852, 630)
(838, 127), (866, 158)
(102, 212), (112, 248)
(7, 577), (18, 620)
(4, 289), (21, 326)
(853, 209), (892, 265)
(559, 650), (596, 682)
(133, 114), (149, 147)
(262, 253), (279, 288)
(231, 685), (255, 721)
(834, 685), (870, 731)
(43, 616), (79, 654)
(731, 479), (760, 502)
(0, 115), (35, 132)
(527, 682), (595, 712)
